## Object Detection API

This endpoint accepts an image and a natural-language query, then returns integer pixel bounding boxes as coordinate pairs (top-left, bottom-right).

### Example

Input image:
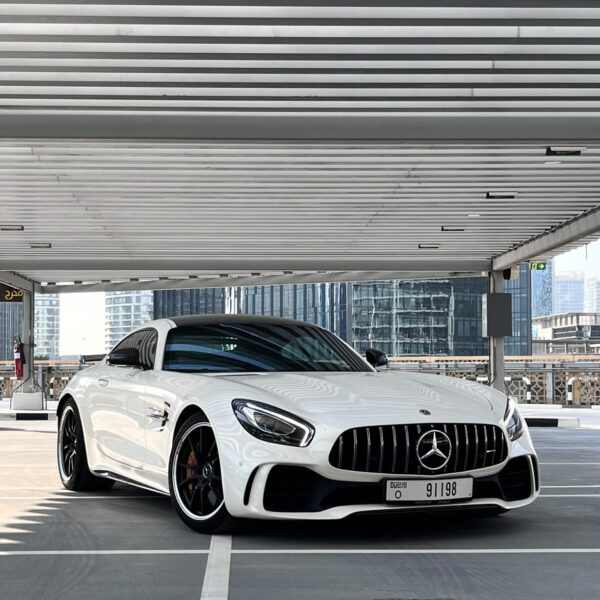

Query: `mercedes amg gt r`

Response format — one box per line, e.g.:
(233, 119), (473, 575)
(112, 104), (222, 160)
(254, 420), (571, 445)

(57, 315), (539, 533)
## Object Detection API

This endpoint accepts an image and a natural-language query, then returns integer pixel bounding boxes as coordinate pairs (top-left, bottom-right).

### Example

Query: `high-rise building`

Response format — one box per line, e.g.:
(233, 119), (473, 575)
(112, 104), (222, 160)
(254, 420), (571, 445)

(531, 258), (553, 318)
(504, 264), (533, 356)
(105, 290), (153, 351)
(33, 294), (60, 359)
(0, 294), (60, 360)
(553, 272), (584, 314)
(351, 265), (531, 357)
(0, 302), (21, 361)
(153, 288), (226, 319)
(152, 263), (531, 357)
(231, 283), (350, 341)
(584, 275), (600, 313)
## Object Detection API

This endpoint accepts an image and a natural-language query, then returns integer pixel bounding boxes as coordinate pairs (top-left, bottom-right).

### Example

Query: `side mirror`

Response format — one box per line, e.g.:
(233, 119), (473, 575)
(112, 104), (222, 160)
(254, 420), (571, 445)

(365, 348), (389, 369)
(108, 347), (143, 369)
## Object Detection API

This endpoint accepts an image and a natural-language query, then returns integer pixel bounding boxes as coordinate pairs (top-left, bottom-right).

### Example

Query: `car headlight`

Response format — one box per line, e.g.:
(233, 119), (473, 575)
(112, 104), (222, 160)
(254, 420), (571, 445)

(232, 400), (314, 447)
(504, 398), (524, 441)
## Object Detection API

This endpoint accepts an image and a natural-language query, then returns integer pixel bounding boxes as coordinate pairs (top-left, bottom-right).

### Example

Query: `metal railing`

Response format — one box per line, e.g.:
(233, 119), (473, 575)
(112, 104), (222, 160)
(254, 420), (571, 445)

(2, 355), (600, 405)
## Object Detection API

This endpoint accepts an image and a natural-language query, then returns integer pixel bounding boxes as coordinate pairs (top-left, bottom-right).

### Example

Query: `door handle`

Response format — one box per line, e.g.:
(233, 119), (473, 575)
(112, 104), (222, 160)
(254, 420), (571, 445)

(98, 377), (109, 387)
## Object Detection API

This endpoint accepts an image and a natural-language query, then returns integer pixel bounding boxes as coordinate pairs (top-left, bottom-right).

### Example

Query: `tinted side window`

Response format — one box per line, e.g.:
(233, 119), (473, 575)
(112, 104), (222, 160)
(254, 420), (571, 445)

(110, 329), (158, 370)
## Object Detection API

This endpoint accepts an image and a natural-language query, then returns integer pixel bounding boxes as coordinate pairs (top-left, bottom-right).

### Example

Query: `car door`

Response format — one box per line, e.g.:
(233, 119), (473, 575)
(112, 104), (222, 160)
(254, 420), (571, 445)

(90, 329), (158, 470)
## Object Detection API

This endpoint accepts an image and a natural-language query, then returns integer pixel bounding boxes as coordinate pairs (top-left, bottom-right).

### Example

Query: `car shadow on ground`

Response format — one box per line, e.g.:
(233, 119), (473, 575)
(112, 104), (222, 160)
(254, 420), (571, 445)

(0, 482), (538, 551)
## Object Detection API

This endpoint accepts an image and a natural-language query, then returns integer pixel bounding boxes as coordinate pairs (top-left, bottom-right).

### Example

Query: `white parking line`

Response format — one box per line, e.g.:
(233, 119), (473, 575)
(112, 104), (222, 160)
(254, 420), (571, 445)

(0, 496), (162, 500)
(1, 547), (600, 557)
(542, 485), (600, 488)
(539, 494), (600, 498)
(0, 549), (210, 556)
(535, 447), (600, 450)
(539, 462), (600, 465)
(232, 548), (600, 554)
(201, 535), (232, 600)
(0, 465), (56, 467)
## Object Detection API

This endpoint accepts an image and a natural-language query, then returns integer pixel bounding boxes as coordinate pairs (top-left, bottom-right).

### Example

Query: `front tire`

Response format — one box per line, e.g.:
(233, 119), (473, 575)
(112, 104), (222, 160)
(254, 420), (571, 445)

(57, 400), (114, 491)
(169, 414), (234, 533)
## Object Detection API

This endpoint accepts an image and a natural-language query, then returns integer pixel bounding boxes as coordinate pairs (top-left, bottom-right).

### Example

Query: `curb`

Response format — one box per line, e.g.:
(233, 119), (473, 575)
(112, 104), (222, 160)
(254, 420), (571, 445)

(525, 416), (580, 428)
(0, 410), (56, 421)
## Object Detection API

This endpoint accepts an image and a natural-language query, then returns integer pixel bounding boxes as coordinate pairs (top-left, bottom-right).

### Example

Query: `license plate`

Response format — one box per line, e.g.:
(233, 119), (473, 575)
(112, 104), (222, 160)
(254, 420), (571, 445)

(386, 478), (473, 502)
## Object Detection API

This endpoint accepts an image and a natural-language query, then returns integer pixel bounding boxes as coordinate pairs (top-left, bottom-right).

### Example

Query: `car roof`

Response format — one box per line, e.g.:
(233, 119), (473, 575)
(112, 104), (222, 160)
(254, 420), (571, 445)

(169, 314), (316, 328)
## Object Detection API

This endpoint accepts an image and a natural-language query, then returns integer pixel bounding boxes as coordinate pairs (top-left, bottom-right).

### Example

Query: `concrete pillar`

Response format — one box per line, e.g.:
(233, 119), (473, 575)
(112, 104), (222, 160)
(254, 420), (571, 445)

(488, 271), (505, 393)
(12, 288), (43, 409)
(21, 288), (35, 393)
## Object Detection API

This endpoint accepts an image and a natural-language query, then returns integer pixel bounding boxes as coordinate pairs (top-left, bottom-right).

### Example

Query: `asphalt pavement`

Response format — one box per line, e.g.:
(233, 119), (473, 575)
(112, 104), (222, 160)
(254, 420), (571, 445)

(0, 420), (599, 600)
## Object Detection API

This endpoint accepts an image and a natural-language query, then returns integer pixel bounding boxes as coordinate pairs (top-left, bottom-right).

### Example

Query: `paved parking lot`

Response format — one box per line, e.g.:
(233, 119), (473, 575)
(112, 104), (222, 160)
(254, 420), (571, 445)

(1, 420), (600, 600)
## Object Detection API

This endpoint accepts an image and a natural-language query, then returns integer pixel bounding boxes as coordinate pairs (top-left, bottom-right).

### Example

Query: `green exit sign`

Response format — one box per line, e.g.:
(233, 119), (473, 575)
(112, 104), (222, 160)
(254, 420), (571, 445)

(530, 262), (547, 270)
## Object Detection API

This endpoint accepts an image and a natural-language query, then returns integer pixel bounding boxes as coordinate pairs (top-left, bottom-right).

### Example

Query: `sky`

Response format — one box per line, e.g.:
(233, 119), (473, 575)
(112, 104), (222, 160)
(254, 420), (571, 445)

(58, 239), (600, 356)
(554, 239), (600, 276)
(59, 292), (105, 356)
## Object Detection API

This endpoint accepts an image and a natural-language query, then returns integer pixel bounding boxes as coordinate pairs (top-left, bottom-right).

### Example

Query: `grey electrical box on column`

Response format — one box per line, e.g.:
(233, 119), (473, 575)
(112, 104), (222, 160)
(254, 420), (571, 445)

(482, 293), (512, 338)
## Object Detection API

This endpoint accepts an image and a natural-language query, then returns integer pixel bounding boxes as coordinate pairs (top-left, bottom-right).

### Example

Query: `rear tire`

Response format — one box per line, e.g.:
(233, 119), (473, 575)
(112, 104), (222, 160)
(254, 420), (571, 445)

(169, 413), (235, 533)
(57, 399), (115, 492)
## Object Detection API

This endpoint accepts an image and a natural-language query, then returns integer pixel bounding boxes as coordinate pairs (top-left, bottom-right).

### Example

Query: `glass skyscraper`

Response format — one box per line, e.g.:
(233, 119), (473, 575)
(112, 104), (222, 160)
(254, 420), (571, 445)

(105, 290), (154, 351)
(152, 267), (531, 357)
(531, 258), (553, 318)
(553, 272), (584, 313)
(0, 294), (60, 360)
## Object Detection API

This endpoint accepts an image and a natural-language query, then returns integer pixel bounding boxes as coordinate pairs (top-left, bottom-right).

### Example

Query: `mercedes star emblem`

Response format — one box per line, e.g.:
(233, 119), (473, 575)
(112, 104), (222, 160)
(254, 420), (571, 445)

(416, 429), (452, 471)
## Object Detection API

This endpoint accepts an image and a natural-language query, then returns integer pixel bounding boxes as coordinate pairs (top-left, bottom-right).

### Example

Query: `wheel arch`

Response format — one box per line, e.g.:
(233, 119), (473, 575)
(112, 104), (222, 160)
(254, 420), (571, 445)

(173, 404), (209, 439)
(57, 393), (75, 419)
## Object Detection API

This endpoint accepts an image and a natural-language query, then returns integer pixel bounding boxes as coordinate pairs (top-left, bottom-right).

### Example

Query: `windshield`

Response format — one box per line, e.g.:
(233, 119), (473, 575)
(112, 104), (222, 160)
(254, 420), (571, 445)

(162, 323), (371, 373)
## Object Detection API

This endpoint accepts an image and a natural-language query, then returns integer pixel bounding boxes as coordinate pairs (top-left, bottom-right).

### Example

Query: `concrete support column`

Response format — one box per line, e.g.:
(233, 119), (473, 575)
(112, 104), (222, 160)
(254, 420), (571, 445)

(21, 288), (35, 393)
(488, 271), (505, 393)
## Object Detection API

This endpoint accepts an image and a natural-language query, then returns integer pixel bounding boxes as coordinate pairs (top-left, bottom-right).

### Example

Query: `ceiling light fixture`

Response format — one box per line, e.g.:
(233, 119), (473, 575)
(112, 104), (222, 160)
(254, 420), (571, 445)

(0, 224), (24, 231)
(546, 146), (585, 156)
(30, 242), (51, 249)
(543, 161), (562, 166)
(441, 226), (465, 232)
(486, 191), (517, 199)
(468, 214), (481, 218)
(418, 244), (440, 249)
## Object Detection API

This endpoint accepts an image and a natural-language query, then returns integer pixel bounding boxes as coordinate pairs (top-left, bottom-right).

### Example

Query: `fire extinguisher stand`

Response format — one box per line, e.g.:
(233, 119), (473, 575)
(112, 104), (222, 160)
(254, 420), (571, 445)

(11, 287), (44, 412)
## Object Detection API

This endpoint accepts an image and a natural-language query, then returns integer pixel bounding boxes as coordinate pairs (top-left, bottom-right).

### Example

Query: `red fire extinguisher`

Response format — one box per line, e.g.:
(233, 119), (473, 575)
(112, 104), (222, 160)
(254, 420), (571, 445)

(13, 336), (25, 379)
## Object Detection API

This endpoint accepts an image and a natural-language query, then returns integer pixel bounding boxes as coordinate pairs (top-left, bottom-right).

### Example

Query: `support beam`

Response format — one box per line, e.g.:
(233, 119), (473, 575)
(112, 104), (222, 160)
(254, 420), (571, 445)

(488, 271), (506, 393)
(0, 271), (36, 293)
(0, 258), (491, 274)
(492, 205), (600, 271)
(39, 269), (483, 294)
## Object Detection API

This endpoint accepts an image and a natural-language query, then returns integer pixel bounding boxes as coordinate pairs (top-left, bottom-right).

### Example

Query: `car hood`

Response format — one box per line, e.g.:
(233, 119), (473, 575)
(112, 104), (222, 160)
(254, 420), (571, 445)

(212, 370), (506, 427)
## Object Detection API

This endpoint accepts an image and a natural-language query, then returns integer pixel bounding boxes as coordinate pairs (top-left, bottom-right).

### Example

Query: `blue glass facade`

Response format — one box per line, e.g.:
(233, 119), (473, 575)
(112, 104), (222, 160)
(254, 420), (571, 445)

(152, 267), (531, 357)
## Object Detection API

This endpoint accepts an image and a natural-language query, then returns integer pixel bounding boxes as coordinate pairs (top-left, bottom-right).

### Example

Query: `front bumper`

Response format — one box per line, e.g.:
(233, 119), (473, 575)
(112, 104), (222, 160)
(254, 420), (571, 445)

(220, 430), (539, 520)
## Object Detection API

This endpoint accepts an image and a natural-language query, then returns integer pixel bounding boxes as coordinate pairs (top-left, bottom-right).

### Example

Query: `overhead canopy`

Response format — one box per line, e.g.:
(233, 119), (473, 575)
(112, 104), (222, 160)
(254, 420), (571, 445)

(0, 2), (598, 292)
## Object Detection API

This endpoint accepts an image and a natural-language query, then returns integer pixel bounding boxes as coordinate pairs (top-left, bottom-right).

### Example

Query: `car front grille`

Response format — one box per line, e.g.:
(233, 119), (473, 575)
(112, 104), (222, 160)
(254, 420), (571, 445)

(329, 423), (508, 476)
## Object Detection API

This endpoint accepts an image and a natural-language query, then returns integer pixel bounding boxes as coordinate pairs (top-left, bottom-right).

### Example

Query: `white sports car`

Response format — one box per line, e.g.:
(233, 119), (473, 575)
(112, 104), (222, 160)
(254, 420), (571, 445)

(57, 315), (538, 533)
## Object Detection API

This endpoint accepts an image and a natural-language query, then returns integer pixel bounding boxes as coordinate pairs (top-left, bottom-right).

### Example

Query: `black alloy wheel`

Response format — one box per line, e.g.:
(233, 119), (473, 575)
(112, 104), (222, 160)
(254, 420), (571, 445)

(57, 399), (114, 491)
(169, 414), (234, 533)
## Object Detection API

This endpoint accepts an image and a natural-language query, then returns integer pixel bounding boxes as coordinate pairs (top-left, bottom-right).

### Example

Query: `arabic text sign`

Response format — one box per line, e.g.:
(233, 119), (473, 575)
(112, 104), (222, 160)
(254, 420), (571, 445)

(0, 284), (24, 302)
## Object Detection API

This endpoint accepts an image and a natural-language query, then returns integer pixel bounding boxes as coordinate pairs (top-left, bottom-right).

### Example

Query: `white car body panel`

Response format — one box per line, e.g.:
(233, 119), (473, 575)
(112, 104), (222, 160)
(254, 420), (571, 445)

(60, 317), (538, 520)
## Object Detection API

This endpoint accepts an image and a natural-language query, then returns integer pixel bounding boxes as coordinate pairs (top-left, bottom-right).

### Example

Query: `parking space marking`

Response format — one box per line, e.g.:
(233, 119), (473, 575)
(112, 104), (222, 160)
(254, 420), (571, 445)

(539, 494), (600, 498)
(232, 548), (600, 555)
(0, 549), (210, 556)
(540, 462), (600, 465)
(201, 535), (232, 600)
(542, 485), (600, 488)
(2, 548), (600, 557)
(0, 496), (162, 500)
